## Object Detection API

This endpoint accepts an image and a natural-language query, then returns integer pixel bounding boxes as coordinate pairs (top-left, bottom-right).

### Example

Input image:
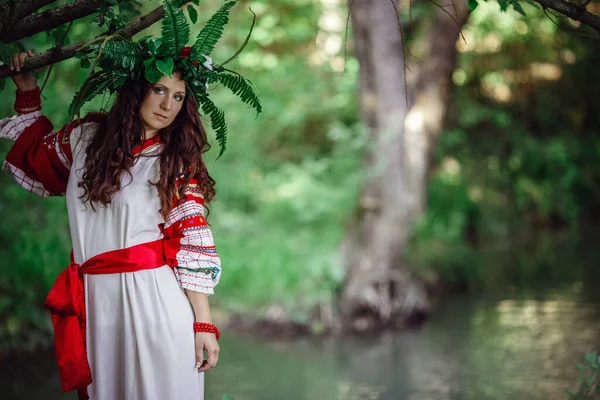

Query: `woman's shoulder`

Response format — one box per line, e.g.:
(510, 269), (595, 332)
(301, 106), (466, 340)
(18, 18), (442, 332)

(67, 112), (107, 154)
(65, 112), (107, 132)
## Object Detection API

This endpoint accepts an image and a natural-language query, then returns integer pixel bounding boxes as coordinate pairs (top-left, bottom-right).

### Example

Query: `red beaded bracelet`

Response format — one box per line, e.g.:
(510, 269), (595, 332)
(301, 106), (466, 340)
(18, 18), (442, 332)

(193, 322), (220, 340)
(14, 87), (41, 114)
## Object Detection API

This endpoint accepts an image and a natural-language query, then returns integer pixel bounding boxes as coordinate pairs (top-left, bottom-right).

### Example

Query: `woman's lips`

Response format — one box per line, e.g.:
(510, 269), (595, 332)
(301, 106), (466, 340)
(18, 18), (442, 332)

(154, 113), (168, 120)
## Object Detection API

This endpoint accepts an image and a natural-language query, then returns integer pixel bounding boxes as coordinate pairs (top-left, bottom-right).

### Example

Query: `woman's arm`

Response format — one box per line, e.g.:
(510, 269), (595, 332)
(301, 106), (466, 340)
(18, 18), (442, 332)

(1, 52), (104, 197)
(10, 50), (37, 93)
(163, 176), (222, 372)
(184, 290), (219, 372)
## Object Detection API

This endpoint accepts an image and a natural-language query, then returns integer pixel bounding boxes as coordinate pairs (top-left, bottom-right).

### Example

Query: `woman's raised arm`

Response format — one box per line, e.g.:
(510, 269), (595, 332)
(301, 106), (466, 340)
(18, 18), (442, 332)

(0, 52), (102, 197)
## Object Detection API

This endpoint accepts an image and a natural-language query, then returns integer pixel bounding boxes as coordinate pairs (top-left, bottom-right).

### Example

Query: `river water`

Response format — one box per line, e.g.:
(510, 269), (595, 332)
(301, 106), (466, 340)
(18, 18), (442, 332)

(2, 233), (599, 400)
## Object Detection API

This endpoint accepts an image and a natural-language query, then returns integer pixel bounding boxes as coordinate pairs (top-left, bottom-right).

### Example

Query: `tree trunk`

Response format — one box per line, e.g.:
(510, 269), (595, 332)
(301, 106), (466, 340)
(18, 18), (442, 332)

(339, 0), (469, 329)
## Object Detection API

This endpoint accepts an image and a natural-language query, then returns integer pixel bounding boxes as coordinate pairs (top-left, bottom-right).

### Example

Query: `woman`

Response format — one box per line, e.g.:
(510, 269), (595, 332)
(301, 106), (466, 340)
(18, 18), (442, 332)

(1, 50), (221, 400)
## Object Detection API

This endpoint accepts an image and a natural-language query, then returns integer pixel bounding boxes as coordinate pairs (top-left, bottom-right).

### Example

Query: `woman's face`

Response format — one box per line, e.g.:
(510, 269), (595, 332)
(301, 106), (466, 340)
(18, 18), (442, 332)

(139, 72), (186, 138)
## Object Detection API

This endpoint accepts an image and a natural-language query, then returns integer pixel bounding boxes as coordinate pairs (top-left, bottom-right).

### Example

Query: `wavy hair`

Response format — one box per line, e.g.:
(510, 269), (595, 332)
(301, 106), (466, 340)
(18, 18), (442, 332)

(78, 77), (216, 220)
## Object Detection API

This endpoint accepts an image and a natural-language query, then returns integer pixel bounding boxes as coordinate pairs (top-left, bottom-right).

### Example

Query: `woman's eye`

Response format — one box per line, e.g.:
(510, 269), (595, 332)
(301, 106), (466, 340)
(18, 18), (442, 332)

(175, 95), (184, 102)
(154, 87), (165, 95)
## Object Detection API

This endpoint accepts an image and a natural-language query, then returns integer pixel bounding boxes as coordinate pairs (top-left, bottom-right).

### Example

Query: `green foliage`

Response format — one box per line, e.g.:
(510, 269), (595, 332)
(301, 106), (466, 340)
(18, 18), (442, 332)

(187, 5), (199, 25)
(566, 351), (600, 399)
(101, 40), (143, 71)
(191, 1), (237, 59)
(200, 95), (228, 158)
(161, 0), (190, 57)
(94, 0), (142, 29)
(407, 1), (600, 286)
(208, 69), (262, 115)
(68, 70), (123, 120)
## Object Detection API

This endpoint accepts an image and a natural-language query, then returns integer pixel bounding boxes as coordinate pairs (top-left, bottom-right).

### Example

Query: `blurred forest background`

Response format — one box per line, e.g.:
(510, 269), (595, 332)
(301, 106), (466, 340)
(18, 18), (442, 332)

(0, 0), (599, 360)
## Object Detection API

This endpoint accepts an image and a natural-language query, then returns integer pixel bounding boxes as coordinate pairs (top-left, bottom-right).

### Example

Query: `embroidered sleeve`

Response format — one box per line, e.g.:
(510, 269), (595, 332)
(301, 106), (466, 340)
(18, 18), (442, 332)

(163, 177), (222, 294)
(0, 89), (102, 197)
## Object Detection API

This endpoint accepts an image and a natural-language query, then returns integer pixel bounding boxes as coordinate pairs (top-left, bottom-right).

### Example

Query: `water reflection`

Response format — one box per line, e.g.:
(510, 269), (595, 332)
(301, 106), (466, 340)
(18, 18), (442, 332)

(206, 294), (599, 400)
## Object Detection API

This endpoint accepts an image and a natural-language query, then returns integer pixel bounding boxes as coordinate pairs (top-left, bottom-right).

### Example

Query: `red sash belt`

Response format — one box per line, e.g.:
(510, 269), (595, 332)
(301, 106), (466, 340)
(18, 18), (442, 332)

(43, 239), (168, 399)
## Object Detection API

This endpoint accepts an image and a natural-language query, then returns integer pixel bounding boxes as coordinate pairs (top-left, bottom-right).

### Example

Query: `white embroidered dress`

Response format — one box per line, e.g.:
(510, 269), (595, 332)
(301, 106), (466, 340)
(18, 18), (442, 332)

(0, 107), (222, 400)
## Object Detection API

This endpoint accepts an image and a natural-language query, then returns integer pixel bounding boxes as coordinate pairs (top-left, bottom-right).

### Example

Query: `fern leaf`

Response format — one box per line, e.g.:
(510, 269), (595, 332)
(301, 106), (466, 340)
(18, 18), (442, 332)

(191, 1), (237, 60)
(102, 41), (142, 71)
(200, 96), (228, 158)
(161, 0), (190, 57)
(68, 70), (119, 120)
(209, 71), (262, 115)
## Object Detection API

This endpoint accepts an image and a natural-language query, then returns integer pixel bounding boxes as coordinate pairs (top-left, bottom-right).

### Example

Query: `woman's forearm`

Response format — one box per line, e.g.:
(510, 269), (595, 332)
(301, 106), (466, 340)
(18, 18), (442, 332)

(184, 290), (213, 323)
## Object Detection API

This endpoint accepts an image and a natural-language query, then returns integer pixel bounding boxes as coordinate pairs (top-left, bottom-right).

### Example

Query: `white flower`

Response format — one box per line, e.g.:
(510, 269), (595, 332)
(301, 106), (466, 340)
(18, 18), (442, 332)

(201, 54), (213, 71)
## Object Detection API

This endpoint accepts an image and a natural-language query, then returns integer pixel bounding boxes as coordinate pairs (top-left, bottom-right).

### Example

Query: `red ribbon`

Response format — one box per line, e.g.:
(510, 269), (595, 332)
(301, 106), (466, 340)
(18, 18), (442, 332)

(44, 239), (170, 399)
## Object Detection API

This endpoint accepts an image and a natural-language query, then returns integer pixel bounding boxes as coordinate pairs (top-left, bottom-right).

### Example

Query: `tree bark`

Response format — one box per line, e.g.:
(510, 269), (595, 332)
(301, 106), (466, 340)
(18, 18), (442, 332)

(0, 0), (57, 41)
(339, 0), (469, 328)
(1, 0), (123, 43)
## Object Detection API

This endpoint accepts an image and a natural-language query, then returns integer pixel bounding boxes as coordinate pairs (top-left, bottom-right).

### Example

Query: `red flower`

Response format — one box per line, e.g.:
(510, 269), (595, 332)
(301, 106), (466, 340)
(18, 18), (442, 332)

(179, 46), (198, 66)
(179, 46), (191, 58)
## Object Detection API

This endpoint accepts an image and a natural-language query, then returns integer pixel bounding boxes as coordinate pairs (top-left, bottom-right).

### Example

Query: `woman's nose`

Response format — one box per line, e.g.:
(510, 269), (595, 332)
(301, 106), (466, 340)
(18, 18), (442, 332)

(161, 98), (172, 111)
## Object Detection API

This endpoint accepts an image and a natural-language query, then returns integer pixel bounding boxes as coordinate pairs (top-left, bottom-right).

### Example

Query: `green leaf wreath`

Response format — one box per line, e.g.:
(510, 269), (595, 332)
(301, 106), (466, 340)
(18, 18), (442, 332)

(69, 0), (261, 157)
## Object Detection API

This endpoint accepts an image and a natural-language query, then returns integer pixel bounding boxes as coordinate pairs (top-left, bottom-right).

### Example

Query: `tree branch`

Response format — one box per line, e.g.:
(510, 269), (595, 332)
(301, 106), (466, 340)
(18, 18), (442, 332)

(0, 0), (57, 41)
(0, 1), (192, 79)
(532, 0), (600, 34)
(2, 0), (127, 43)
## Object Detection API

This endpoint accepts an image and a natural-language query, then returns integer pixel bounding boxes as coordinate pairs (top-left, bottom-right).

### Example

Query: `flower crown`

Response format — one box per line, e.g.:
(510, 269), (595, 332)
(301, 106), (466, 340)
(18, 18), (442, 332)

(69, 0), (261, 157)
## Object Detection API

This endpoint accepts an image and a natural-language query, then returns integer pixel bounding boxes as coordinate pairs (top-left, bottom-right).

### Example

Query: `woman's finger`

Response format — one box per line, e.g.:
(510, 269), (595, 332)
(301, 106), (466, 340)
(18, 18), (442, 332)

(200, 347), (218, 371)
(195, 345), (204, 370)
(18, 52), (28, 70)
(198, 359), (212, 372)
(11, 53), (19, 71)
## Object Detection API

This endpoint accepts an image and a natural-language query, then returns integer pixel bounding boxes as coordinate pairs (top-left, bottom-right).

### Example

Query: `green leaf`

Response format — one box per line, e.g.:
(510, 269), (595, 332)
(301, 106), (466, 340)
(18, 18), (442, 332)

(187, 5), (198, 24)
(221, 396), (235, 400)
(145, 61), (163, 83)
(468, 0), (479, 11)
(200, 95), (228, 158)
(585, 351), (598, 366)
(68, 70), (120, 120)
(80, 58), (91, 68)
(192, 0), (199, 4)
(510, 0), (526, 15)
(156, 58), (174, 78)
(191, 1), (237, 59)
(161, 0), (190, 57)
(587, 376), (595, 384)
(0, 77), (5, 91)
(498, 0), (508, 11)
(102, 40), (143, 71)
(577, 363), (587, 373)
(150, 38), (163, 54)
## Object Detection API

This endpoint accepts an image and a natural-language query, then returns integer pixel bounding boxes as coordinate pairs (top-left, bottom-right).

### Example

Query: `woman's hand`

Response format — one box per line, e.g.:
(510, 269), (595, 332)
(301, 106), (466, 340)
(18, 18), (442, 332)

(9, 51), (37, 91)
(195, 331), (220, 372)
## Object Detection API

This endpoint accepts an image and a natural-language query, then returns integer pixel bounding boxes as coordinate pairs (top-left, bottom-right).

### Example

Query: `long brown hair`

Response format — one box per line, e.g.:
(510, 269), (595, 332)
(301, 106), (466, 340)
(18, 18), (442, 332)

(79, 77), (216, 219)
